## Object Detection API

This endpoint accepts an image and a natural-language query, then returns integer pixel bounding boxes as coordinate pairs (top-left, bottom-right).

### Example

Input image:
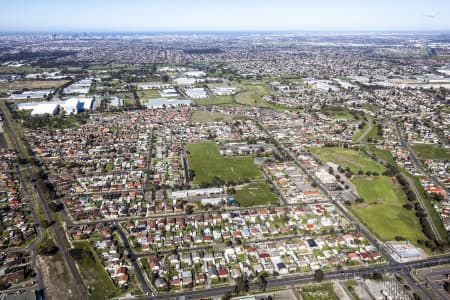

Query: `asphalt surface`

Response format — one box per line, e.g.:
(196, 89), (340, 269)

(131, 255), (450, 300)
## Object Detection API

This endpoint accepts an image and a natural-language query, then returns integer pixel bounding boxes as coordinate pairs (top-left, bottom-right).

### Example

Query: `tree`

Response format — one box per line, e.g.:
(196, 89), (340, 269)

(236, 276), (249, 294)
(372, 272), (383, 280)
(403, 203), (413, 210)
(257, 273), (268, 291)
(314, 269), (324, 282)
(185, 205), (194, 215)
(355, 197), (364, 203)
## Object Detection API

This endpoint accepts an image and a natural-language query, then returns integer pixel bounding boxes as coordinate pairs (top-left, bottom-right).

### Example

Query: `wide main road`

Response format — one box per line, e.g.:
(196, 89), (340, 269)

(132, 254), (450, 300)
(0, 103), (88, 299)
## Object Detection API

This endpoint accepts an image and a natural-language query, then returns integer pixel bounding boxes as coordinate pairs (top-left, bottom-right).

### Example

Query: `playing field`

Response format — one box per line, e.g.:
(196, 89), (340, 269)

(311, 147), (385, 174)
(190, 111), (236, 123)
(411, 144), (450, 160)
(351, 176), (427, 242)
(186, 142), (263, 184)
(234, 183), (279, 207)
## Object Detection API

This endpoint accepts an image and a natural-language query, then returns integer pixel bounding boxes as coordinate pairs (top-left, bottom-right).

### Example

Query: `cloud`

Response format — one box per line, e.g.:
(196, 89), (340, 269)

(423, 12), (437, 18)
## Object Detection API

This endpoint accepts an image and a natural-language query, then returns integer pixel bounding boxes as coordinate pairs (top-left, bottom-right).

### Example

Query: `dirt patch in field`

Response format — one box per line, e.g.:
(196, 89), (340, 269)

(37, 255), (78, 300)
(391, 178), (399, 188)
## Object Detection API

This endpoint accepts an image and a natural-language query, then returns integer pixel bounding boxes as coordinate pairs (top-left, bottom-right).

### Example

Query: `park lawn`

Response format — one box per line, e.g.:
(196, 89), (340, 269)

(322, 107), (356, 120)
(352, 122), (369, 143)
(311, 147), (385, 174)
(234, 183), (279, 207)
(235, 81), (273, 107)
(70, 241), (121, 300)
(411, 144), (450, 160)
(368, 146), (447, 241)
(194, 95), (234, 106)
(368, 146), (396, 166)
(265, 75), (305, 83)
(190, 111), (236, 123)
(363, 123), (381, 142)
(186, 142), (263, 184)
(300, 283), (338, 300)
(351, 176), (427, 243)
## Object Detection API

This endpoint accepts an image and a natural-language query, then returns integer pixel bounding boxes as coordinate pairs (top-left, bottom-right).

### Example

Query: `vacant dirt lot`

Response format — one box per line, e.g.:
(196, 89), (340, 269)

(1, 80), (69, 90)
(37, 255), (79, 300)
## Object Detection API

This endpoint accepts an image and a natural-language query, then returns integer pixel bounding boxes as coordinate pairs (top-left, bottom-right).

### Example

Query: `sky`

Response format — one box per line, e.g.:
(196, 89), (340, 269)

(0, 0), (449, 32)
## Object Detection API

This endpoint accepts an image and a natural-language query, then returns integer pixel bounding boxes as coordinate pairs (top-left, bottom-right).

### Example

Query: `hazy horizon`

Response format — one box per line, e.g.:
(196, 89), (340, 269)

(1, 0), (449, 32)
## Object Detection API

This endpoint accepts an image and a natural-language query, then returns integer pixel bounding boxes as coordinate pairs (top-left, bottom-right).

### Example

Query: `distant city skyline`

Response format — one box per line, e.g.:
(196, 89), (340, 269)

(0, 0), (449, 32)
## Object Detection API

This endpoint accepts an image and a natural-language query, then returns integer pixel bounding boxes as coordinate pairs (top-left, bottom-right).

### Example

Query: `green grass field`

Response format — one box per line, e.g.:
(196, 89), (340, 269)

(300, 283), (338, 300)
(190, 111), (236, 123)
(411, 144), (450, 160)
(322, 107), (356, 120)
(367, 146), (396, 166)
(193, 95), (234, 106)
(352, 122), (370, 143)
(235, 81), (272, 107)
(186, 142), (263, 184)
(351, 176), (427, 242)
(70, 241), (121, 300)
(367, 146), (447, 241)
(137, 89), (165, 103)
(234, 183), (279, 206)
(311, 147), (385, 174)
(364, 123), (382, 142)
